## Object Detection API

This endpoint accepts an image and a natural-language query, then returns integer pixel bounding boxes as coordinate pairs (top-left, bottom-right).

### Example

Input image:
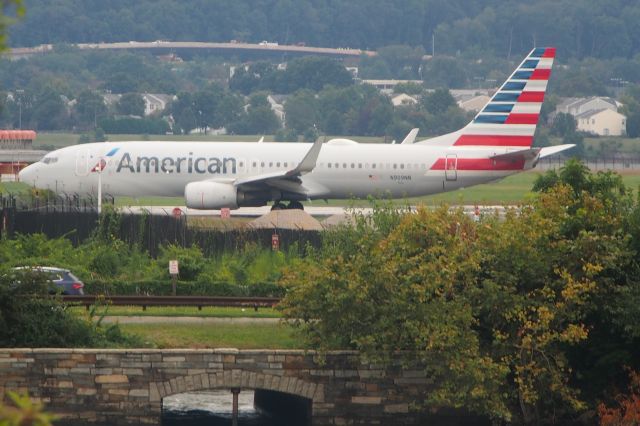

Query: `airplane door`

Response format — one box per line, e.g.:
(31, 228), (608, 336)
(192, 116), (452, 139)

(445, 154), (457, 181)
(75, 149), (90, 176)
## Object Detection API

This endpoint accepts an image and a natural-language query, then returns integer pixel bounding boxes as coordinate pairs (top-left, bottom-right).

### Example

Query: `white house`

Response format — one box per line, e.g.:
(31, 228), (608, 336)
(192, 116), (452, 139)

(556, 97), (620, 117)
(458, 95), (491, 112)
(142, 93), (173, 116)
(575, 109), (627, 136)
(391, 93), (418, 107)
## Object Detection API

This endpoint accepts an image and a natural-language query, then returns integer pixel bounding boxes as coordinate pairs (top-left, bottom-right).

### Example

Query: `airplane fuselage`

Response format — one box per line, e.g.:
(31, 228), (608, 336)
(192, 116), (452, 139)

(19, 140), (529, 203)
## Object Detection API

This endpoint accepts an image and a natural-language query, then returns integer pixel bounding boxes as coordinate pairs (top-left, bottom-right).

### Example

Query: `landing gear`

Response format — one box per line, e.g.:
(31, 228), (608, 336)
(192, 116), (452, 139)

(287, 201), (304, 210)
(270, 201), (304, 210)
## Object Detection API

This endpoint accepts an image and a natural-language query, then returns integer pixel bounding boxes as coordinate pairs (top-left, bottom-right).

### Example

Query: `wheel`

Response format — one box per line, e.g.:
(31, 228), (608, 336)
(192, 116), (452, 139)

(287, 201), (304, 210)
(271, 202), (286, 211)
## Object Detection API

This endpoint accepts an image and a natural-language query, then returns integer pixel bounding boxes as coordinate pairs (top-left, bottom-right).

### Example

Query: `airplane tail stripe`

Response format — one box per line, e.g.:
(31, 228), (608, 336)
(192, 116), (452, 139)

(505, 113), (539, 125)
(518, 91), (545, 102)
(430, 158), (526, 171)
(542, 47), (556, 58)
(455, 135), (532, 147)
(530, 69), (551, 80)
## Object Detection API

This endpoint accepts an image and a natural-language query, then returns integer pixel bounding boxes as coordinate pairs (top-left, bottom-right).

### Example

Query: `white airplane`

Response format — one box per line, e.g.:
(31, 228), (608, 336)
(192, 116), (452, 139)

(19, 47), (573, 210)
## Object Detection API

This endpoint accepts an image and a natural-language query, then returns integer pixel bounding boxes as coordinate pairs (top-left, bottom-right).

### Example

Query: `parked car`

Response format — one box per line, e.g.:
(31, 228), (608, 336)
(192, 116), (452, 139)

(12, 266), (85, 295)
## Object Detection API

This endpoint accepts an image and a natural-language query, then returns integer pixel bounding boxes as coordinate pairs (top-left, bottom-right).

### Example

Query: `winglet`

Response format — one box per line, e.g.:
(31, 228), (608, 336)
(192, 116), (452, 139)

(258, 136), (264, 143)
(400, 128), (419, 145)
(287, 138), (323, 176)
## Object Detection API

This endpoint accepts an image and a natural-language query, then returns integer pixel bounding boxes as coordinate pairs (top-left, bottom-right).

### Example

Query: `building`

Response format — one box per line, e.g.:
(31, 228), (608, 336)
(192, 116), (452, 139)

(556, 96), (620, 117)
(142, 93), (173, 116)
(575, 109), (627, 136)
(362, 79), (423, 94)
(391, 94), (418, 107)
(0, 130), (46, 180)
(457, 95), (491, 112)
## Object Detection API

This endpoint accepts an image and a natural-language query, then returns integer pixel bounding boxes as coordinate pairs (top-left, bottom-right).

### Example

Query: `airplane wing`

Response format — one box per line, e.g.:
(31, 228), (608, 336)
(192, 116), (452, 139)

(232, 138), (324, 196)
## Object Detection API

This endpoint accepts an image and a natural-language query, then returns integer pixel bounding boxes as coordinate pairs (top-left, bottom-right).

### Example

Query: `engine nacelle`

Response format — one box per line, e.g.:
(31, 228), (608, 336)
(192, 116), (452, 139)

(184, 181), (239, 209)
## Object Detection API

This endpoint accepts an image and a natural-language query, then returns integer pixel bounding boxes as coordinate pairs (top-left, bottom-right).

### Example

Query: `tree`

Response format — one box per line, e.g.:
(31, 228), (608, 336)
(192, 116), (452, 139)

(116, 93), (145, 117)
(421, 88), (456, 115)
(283, 56), (353, 92)
(0, 0), (24, 52)
(284, 90), (318, 134)
(551, 112), (577, 137)
(74, 90), (107, 129)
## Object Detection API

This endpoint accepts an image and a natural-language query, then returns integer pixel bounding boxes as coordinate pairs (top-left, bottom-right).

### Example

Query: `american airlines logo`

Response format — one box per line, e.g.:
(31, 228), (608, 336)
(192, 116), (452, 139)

(116, 152), (237, 174)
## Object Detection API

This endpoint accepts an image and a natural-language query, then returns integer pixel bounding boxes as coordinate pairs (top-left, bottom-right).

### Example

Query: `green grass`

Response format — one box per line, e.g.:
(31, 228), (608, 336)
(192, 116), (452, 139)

(72, 306), (280, 318)
(118, 322), (303, 349)
(0, 182), (32, 195)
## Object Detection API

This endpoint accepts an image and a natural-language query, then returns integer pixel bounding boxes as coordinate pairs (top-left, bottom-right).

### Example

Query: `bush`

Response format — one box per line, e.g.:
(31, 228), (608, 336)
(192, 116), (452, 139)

(0, 268), (139, 347)
(83, 279), (284, 297)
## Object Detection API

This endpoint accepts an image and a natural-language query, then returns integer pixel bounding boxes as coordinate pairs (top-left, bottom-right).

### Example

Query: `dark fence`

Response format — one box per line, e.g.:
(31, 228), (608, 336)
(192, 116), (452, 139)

(0, 196), (322, 256)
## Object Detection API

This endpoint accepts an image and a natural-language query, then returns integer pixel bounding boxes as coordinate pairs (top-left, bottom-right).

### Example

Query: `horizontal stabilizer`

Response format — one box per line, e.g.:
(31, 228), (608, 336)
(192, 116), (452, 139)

(539, 144), (575, 158)
(490, 148), (540, 161)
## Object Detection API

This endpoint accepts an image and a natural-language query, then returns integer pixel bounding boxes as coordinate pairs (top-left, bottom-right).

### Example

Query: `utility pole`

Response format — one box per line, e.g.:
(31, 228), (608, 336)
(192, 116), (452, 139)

(16, 89), (24, 129)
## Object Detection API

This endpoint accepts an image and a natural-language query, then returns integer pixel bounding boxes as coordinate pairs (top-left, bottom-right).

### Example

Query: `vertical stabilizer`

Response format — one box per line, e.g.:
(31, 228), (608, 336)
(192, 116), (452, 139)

(417, 47), (555, 148)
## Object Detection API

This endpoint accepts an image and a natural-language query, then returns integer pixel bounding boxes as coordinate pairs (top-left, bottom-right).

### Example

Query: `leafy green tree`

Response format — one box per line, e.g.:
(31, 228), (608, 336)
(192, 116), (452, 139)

(116, 93), (145, 117)
(283, 56), (353, 92)
(169, 91), (205, 134)
(73, 90), (107, 129)
(551, 112), (577, 137)
(0, 391), (57, 426)
(31, 86), (68, 130)
(421, 88), (456, 115)
(0, 0), (24, 52)
(284, 89), (318, 134)
(422, 56), (468, 88)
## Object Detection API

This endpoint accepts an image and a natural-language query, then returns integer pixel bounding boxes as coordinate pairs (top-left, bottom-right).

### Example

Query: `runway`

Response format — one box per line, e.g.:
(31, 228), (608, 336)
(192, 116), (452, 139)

(117, 204), (509, 218)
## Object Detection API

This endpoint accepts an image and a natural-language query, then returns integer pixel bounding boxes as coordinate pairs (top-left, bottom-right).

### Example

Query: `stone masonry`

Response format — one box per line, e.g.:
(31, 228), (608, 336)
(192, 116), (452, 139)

(0, 349), (431, 425)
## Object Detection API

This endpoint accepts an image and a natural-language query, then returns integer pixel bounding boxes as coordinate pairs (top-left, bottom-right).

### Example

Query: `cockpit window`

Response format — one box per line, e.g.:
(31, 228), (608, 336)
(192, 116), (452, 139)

(42, 157), (58, 164)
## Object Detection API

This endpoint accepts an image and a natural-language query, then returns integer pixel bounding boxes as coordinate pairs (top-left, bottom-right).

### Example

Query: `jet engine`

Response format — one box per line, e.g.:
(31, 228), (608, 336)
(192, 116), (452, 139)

(185, 181), (239, 209)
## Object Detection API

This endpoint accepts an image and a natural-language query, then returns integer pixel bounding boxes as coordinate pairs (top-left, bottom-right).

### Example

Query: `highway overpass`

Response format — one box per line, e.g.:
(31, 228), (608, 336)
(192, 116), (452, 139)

(9, 40), (377, 60)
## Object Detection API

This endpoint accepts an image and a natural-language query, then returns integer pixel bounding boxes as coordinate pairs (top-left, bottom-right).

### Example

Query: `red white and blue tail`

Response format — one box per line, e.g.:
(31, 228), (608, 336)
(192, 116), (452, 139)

(418, 47), (555, 149)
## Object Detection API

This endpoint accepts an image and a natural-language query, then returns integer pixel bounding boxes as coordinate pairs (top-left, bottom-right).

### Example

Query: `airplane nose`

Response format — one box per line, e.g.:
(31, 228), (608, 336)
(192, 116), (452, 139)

(18, 163), (38, 186)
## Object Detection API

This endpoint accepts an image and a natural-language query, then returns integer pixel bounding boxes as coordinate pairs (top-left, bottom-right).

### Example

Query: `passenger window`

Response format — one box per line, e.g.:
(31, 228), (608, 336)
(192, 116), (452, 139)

(350, 163), (355, 168)
(276, 162), (280, 167)
(328, 163), (332, 168)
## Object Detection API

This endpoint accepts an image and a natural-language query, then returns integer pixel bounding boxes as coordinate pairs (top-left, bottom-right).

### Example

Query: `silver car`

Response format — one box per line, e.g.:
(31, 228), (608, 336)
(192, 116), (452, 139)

(12, 266), (85, 295)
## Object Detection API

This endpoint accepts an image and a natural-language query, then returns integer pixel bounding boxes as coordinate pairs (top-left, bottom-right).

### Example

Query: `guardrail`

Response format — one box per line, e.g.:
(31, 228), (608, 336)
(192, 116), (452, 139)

(61, 295), (281, 311)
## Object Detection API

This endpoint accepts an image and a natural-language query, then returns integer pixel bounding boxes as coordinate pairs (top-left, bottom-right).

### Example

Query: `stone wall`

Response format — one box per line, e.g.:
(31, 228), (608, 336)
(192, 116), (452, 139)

(0, 348), (431, 425)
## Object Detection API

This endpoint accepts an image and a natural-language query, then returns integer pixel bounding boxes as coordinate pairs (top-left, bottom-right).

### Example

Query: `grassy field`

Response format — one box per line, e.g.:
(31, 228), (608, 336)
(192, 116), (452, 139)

(118, 322), (303, 349)
(73, 306), (280, 318)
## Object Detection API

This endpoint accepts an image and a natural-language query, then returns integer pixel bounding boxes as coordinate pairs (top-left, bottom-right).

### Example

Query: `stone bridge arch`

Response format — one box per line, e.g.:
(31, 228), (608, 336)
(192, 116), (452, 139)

(149, 369), (324, 404)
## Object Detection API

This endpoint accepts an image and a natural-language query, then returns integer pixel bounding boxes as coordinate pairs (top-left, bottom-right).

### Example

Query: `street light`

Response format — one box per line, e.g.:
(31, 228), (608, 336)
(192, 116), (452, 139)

(15, 89), (24, 129)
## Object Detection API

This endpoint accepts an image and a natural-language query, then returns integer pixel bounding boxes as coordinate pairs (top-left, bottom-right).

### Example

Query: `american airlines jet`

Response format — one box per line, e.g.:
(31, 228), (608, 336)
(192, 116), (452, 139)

(19, 47), (572, 210)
